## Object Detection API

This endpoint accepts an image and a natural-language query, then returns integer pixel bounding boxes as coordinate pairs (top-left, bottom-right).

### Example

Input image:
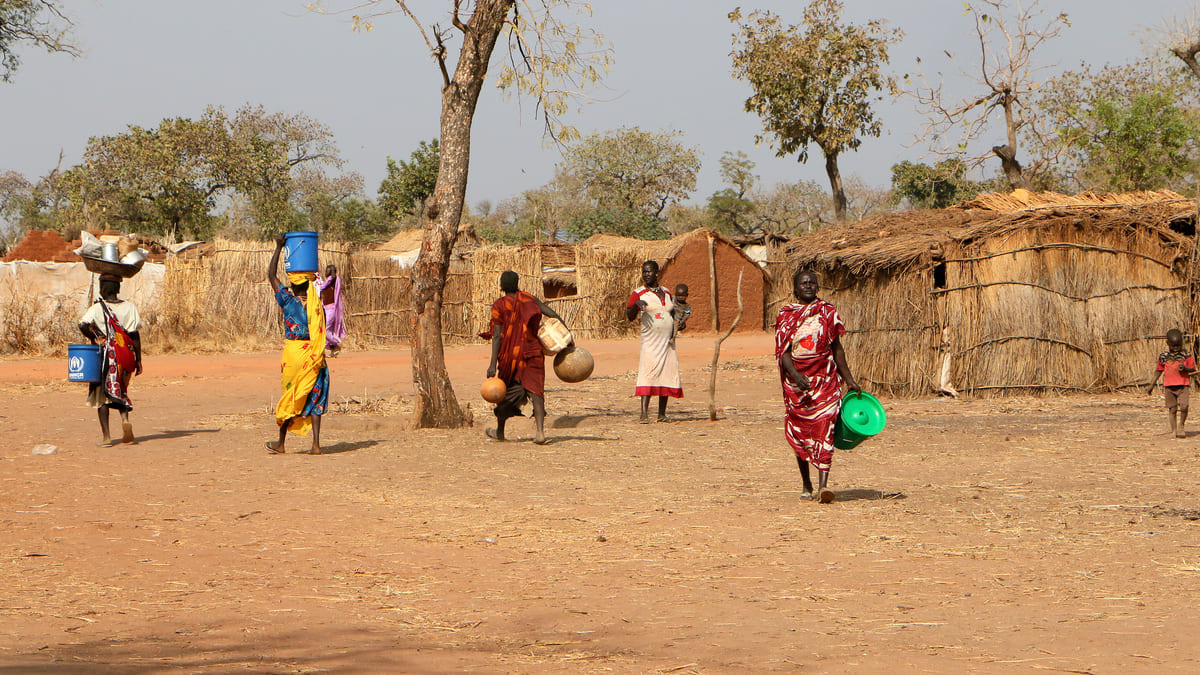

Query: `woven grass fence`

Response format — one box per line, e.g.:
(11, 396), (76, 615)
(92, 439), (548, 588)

(156, 239), (352, 350)
(574, 243), (649, 339)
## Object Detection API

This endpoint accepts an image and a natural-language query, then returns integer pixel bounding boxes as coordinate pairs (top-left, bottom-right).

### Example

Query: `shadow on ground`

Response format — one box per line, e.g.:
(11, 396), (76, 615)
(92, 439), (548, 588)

(835, 489), (906, 501)
(319, 439), (382, 455)
(551, 412), (625, 428)
(133, 428), (221, 443)
(0, 625), (497, 673)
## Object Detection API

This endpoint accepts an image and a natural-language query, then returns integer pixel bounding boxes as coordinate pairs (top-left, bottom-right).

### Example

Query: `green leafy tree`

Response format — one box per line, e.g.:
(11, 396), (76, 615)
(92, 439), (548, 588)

(63, 113), (256, 240)
(228, 105), (360, 238)
(1039, 59), (1200, 192)
(891, 159), (987, 209)
(0, 0), (78, 82)
(312, 196), (391, 241)
(560, 127), (700, 220)
(706, 151), (757, 236)
(566, 206), (668, 240)
(379, 138), (440, 219)
(730, 2), (900, 220)
(61, 106), (357, 241)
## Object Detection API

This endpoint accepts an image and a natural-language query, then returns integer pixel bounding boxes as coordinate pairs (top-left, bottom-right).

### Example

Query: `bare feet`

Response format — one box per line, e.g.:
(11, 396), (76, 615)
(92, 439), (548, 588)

(817, 489), (835, 504)
(266, 441), (285, 454)
(121, 421), (135, 444)
(485, 428), (505, 441)
(1177, 431), (1187, 439)
(309, 447), (322, 455)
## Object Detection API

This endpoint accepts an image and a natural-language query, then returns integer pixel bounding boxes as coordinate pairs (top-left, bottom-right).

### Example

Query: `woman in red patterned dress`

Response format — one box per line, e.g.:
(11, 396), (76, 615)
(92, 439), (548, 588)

(775, 269), (861, 503)
(480, 270), (567, 444)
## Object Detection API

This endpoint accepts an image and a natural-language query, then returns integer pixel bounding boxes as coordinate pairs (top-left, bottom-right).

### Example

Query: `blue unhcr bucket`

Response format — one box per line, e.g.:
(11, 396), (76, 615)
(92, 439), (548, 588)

(283, 231), (319, 273)
(67, 344), (102, 383)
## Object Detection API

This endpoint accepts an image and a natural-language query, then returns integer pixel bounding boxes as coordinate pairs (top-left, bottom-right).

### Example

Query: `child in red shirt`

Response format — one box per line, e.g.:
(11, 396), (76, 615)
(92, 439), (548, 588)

(1147, 328), (1195, 438)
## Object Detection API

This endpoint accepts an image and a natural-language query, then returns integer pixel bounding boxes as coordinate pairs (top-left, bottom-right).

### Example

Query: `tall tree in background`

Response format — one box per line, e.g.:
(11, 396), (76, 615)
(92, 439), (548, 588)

(379, 138), (440, 220)
(890, 159), (989, 209)
(909, 0), (1068, 190)
(57, 106), (355, 241)
(63, 113), (259, 240)
(730, 1), (900, 220)
(559, 127), (700, 220)
(1039, 59), (1200, 192)
(0, 0), (78, 82)
(707, 151), (757, 236)
(338, 1), (610, 428)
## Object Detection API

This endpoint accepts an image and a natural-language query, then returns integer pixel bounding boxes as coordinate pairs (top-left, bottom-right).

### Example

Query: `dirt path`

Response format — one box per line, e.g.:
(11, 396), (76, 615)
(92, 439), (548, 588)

(2, 333), (1199, 672)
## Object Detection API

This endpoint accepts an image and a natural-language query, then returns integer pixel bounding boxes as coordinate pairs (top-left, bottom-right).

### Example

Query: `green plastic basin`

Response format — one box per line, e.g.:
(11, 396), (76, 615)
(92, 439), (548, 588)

(833, 390), (887, 449)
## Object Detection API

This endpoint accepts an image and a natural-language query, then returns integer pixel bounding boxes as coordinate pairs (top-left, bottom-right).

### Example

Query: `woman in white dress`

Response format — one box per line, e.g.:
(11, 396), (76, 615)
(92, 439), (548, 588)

(625, 260), (683, 422)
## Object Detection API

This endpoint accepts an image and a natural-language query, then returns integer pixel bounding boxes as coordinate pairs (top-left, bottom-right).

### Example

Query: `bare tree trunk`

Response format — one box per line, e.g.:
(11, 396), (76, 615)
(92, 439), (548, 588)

(411, 0), (515, 429)
(708, 270), (744, 421)
(995, 97), (1029, 190)
(823, 150), (847, 220)
(1170, 44), (1200, 81)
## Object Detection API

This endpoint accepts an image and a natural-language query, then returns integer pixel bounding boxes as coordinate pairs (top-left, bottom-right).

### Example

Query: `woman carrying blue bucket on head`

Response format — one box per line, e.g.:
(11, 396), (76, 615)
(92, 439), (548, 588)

(266, 232), (330, 455)
(775, 269), (862, 504)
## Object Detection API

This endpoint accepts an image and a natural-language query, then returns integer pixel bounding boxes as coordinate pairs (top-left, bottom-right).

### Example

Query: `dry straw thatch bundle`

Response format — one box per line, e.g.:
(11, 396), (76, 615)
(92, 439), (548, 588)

(157, 239), (352, 350)
(785, 190), (1197, 397)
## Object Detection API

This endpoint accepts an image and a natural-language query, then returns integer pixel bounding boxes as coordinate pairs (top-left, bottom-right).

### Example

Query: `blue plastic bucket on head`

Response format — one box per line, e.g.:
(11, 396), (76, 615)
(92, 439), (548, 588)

(67, 344), (102, 383)
(283, 231), (319, 273)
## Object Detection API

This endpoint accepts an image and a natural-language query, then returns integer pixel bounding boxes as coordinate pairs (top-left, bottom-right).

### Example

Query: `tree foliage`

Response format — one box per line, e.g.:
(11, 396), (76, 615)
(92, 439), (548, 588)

(1038, 59), (1200, 192)
(730, 1), (900, 219)
(890, 159), (987, 209)
(379, 138), (440, 219)
(57, 106), (359, 241)
(559, 126), (700, 219)
(706, 151), (757, 236)
(0, 0), (78, 82)
(63, 112), (258, 240)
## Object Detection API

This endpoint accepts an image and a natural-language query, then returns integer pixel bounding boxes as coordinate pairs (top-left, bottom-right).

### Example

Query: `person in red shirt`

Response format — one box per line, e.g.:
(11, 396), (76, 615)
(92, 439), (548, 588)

(1147, 328), (1195, 438)
(480, 271), (567, 444)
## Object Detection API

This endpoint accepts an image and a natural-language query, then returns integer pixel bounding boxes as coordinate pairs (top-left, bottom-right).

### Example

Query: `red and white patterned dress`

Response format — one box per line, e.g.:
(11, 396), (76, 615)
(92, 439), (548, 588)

(774, 299), (846, 471)
(628, 286), (682, 398)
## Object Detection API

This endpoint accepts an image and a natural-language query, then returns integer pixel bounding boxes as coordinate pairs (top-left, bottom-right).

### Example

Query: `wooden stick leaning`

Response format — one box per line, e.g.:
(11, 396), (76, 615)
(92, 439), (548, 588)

(708, 269), (744, 421)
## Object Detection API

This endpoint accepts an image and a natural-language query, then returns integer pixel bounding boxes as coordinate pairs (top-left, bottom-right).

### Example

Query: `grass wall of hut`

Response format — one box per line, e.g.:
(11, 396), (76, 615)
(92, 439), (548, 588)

(785, 191), (1197, 398)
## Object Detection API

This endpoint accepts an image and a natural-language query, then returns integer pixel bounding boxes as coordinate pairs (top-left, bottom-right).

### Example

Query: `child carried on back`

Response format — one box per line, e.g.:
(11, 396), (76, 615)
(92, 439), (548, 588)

(1147, 328), (1195, 439)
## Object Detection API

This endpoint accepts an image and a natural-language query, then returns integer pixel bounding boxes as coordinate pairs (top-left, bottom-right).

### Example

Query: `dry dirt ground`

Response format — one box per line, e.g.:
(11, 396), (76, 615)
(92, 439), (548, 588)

(2, 332), (1200, 673)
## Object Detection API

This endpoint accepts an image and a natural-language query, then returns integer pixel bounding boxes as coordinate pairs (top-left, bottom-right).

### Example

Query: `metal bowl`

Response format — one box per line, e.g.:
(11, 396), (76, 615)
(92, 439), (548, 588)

(80, 254), (146, 278)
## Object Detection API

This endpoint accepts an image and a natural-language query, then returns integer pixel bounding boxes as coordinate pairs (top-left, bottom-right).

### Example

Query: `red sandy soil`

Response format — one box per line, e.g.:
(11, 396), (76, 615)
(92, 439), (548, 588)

(2, 333), (1199, 672)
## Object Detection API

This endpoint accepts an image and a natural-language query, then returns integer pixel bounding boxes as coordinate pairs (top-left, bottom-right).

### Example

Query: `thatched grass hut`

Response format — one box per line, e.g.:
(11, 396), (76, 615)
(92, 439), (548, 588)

(784, 190), (1197, 397)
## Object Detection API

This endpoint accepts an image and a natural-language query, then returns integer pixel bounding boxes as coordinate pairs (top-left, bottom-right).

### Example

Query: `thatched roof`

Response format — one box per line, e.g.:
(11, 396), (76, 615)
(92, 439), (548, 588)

(787, 190), (1197, 273)
(583, 228), (762, 268)
(375, 223), (482, 253)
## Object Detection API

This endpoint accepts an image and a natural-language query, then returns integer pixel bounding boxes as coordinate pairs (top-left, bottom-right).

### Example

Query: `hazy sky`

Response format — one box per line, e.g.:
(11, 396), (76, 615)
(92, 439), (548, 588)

(2, 0), (1197, 215)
